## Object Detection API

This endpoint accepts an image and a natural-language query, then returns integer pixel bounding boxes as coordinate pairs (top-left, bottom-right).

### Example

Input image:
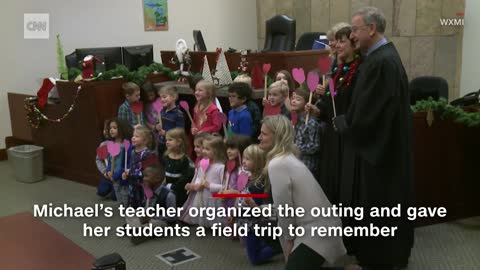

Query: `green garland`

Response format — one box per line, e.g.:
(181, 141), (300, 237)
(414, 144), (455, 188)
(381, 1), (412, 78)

(411, 97), (480, 127)
(94, 62), (179, 85)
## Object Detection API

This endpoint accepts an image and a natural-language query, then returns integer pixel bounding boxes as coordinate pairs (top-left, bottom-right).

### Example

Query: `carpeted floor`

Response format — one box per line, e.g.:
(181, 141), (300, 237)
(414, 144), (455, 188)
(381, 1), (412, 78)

(1, 160), (479, 269)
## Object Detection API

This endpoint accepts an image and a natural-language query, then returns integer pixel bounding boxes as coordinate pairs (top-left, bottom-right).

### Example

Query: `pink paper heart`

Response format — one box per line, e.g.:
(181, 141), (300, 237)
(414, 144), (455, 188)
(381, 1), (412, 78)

(307, 71), (319, 93)
(107, 141), (121, 157)
(142, 183), (154, 199)
(292, 68), (305, 85)
(123, 139), (130, 151)
(179, 100), (189, 112)
(199, 158), (210, 172)
(328, 77), (336, 96)
(96, 145), (108, 160)
(218, 112), (227, 125)
(318, 57), (333, 75)
(131, 101), (143, 114)
(262, 63), (271, 75)
(152, 98), (163, 113)
(237, 172), (249, 191)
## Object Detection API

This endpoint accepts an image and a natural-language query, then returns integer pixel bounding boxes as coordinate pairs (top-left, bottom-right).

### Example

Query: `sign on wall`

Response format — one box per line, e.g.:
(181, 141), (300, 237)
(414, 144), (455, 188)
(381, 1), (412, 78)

(143, 0), (168, 31)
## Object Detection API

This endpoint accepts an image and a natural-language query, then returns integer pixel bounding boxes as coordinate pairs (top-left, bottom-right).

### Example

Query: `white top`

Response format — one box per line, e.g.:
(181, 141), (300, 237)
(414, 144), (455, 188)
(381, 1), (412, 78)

(268, 154), (346, 265)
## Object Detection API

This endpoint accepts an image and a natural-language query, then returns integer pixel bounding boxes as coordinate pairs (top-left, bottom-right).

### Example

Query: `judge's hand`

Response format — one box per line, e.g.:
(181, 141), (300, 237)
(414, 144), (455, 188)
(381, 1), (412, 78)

(191, 127), (199, 136)
(305, 103), (321, 117)
(332, 115), (348, 133)
(316, 84), (326, 96)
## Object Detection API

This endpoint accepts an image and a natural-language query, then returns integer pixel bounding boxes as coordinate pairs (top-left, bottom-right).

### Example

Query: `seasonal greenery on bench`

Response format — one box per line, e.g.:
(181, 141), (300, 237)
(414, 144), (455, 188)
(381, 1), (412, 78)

(411, 98), (480, 127)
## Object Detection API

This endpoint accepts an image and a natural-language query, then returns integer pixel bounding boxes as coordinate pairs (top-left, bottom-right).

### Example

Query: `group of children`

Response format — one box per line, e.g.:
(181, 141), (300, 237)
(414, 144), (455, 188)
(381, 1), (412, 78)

(95, 69), (326, 264)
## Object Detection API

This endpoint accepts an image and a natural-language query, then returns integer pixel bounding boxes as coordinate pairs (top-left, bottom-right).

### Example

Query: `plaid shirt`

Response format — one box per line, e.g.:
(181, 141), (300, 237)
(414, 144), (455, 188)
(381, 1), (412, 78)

(118, 101), (145, 127)
(294, 113), (323, 174)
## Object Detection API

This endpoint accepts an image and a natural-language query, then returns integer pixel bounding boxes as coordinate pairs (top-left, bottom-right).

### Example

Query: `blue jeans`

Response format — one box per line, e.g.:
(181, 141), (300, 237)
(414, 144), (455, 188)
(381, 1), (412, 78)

(97, 176), (117, 201)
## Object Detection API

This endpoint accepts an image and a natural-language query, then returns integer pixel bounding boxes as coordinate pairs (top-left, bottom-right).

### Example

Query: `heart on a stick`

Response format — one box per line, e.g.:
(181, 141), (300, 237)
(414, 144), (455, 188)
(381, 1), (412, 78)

(328, 77), (336, 96)
(131, 101), (143, 114)
(199, 158), (210, 173)
(179, 101), (189, 112)
(262, 63), (271, 75)
(123, 139), (130, 151)
(96, 145), (108, 160)
(292, 68), (305, 85)
(142, 183), (154, 199)
(237, 171), (249, 191)
(106, 141), (121, 157)
(226, 159), (236, 174)
(152, 98), (163, 113)
(307, 71), (319, 93)
(218, 112), (228, 126)
(318, 57), (333, 75)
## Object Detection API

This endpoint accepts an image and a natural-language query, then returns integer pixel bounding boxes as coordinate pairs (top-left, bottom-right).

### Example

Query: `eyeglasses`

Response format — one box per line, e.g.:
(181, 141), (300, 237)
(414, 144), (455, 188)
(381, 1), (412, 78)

(351, 24), (371, 33)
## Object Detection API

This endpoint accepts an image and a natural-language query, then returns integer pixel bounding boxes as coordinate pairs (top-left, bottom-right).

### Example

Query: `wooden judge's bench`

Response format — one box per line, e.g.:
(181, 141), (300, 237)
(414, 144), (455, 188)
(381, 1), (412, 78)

(6, 50), (480, 226)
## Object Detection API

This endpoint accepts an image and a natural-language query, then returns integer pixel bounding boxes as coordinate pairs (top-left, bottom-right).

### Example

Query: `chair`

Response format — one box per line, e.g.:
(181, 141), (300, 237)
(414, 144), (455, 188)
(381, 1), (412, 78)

(193, 30), (207, 52)
(296, 32), (325, 51)
(65, 51), (78, 69)
(409, 76), (449, 105)
(263, 15), (296, 52)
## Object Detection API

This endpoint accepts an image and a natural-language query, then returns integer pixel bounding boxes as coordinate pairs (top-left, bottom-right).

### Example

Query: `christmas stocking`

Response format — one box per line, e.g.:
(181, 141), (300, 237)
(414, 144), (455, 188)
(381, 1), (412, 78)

(36, 78), (56, 109)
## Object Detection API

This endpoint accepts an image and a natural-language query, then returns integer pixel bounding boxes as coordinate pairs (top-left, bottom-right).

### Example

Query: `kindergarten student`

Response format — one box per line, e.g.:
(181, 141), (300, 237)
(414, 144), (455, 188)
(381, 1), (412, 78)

(291, 87), (323, 177)
(122, 125), (157, 208)
(141, 81), (158, 131)
(220, 135), (252, 208)
(263, 80), (291, 120)
(162, 128), (194, 208)
(101, 118), (133, 206)
(236, 144), (280, 265)
(181, 135), (226, 227)
(126, 163), (177, 245)
(227, 83), (253, 136)
(193, 133), (210, 166)
(156, 85), (185, 158)
(234, 75), (262, 140)
(191, 80), (222, 135)
(96, 120), (116, 200)
(118, 82), (145, 127)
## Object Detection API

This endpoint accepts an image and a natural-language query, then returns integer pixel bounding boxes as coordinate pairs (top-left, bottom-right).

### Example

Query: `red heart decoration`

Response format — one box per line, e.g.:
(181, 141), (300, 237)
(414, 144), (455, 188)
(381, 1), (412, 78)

(263, 103), (281, 116)
(237, 172), (249, 191)
(179, 100), (189, 112)
(262, 63), (271, 75)
(96, 145), (108, 160)
(318, 57), (333, 75)
(218, 112), (227, 125)
(106, 141), (121, 157)
(292, 68), (306, 85)
(123, 139), (130, 151)
(152, 98), (163, 113)
(226, 159), (237, 174)
(199, 158), (210, 172)
(131, 101), (144, 114)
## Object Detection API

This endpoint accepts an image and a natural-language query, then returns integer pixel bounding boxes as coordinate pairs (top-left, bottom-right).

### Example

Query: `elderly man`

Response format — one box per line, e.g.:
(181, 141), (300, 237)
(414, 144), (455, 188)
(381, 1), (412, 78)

(333, 7), (414, 270)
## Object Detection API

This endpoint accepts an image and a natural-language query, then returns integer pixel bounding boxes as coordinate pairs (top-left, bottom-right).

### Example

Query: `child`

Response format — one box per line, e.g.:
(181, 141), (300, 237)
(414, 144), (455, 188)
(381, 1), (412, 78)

(142, 81), (158, 131)
(181, 135), (226, 227)
(126, 163), (177, 245)
(263, 80), (291, 120)
(162, 128), (194, 208)
(220, 135), (252, 208)
(234, 75), (261, 140)
(102, 118), (133, 206)
(191, 80), (222, 135)
(96, 120), (116, 200)
(237, 145), (280, 265)
(122, 125), (158, 208)
(156, 85), (185, 157)
(193, 133), (210, 166)
(118, 82), (145, 127)
(227, 83), (253, 136)
(275, 70), (296, 111)
(291, 87), (323, 177)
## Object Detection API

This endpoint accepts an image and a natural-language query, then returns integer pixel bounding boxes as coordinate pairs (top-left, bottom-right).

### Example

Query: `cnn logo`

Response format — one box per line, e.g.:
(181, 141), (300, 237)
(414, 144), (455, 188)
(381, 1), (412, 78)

(24, 13), (49, 39)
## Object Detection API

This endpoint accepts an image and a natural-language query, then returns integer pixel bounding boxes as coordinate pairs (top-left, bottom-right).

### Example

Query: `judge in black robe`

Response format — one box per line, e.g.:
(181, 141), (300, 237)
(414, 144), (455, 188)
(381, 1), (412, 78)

(334, 7), (414, 269)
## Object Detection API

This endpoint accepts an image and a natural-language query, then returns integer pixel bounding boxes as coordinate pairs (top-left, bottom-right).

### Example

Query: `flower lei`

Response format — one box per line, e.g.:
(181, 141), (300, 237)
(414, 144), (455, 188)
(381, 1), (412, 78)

(24, 85), (83, 129)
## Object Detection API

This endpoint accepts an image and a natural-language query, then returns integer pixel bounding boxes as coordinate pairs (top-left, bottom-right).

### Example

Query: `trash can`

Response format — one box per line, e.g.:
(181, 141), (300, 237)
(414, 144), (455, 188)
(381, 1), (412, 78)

(7, 145), (44, 183)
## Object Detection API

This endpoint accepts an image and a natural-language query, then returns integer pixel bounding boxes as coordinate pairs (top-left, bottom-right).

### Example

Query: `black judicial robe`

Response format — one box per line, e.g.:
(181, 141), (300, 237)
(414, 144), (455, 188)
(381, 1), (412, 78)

(317, 58), (359, 204)
(338, 42), (414, 266)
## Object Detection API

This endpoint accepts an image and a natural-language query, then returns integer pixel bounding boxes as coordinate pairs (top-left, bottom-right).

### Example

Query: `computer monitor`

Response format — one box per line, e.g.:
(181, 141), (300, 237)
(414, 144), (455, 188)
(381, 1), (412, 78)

(75, 47), (123, 72)
(65, 51), (78, 69)
(193, 30), (207, 51)
(122, 45), (154, 71)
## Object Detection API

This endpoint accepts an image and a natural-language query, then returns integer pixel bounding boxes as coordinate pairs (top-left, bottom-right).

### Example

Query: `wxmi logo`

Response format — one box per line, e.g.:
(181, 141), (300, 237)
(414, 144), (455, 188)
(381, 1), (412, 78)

(440, 18), (464, 26)
(24, 13), (49, 39)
